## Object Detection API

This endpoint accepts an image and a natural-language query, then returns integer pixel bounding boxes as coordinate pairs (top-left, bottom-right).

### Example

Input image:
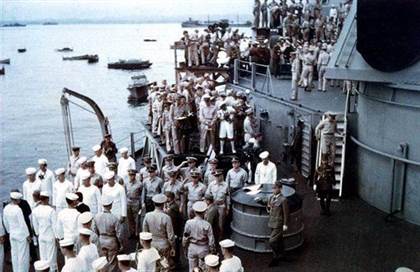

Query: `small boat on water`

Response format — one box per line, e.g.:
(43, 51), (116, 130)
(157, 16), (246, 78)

(56, 47), (73, 52)
(0, 67), (5, 75)
(17, 48), (26, 53)
(144, 39), (157, 42)
(0, 59), (10, 65)
(2, 23), (26, 27)
(108, 59), (152, 70)
(63, 54), (99, 63)
(127, 74), (151, 102)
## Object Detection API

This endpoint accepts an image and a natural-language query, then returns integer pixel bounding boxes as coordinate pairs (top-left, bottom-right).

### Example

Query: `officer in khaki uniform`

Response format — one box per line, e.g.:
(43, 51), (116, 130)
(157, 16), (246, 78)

(199, 94), (217, 153)
(317, 43), (331, 92)
(267, 181), (289, 267)
(125, 169), (142, 238)
(183, 201), (215, 272)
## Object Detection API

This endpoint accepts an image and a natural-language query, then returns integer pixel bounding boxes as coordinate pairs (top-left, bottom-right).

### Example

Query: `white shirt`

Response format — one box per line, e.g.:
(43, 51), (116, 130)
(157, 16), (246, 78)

(53, 179), (74, 209)
(36, 168), (55, 203)
(3, 203), (29, 241)
(78, 185), (102, 214)
(117, 156), (136, 181)
(56, 208), (80, 241)
(102, 183), (127, 218)
(255, 161), (277, 185)
(22, 179), (41, 208)
(220, 256), (244, 272)
(92, 154), (109, 177)
(74, 167), (87, 189)
(32, 204), (57, 241)
(62, 256), (85, 272)
(78, 243), (99, 272)
(134, 247), (160, 272)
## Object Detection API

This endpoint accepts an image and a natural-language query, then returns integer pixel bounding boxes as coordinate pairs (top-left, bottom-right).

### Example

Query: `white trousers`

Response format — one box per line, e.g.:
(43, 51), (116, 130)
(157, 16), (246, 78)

(219, 121), (234, 139)
(39, 238), (58, 270)
(10, 238), (29, 272)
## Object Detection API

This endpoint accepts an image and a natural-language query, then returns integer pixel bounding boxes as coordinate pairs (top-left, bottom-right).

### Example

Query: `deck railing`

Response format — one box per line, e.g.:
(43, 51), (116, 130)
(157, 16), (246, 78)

(233, 59), (274, 96)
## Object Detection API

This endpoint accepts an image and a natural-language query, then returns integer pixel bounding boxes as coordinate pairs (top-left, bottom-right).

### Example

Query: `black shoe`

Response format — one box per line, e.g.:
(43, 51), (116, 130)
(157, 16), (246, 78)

(268, 258), (280, 267)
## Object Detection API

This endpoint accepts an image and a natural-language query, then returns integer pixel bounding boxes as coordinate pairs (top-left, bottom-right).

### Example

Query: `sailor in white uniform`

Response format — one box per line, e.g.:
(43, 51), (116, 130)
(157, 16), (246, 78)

(92, 145), (109, 177)
(53, 168), (74, 213)
(255, 151), (277, 185)
(32, 191), (58, 271)
(117, 254), (137, 272)
(36, 159), (55, 205)
(60, 238), (84, 272)
(3, 192), (30, 272)
(22, 167), (41, 208)
(77, 228), (99, 272)
(78, 170), (102, 215)
(219, 239), (244, 272)
(67, 146), (81, 181)
(74, 156), (88, 190)
(131, 232), (161, 272)
(56, 193), (81, 243)
(102, 171), (127, 221)
(117, 147), (136, 184)
(91, 256), (107, 272)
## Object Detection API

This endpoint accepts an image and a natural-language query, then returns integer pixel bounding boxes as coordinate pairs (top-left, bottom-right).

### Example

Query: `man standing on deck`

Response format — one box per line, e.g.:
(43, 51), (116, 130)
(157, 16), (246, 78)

(60, 239), (83, 272)
(170, 95), (190, 154)
(255, 151), (277, 185)
(92, 145), (109, 177)
(139, 156), (153, 182)
(67, 146), (81, 181)
(86, 161), (104, 189)
(183, 201), (215, 272)
(73, 156), (88, 189)
(94, 196), (123, 259)
(219, 239), (244, 272)
(117, 147), (135, 183)
(78, 170), (102, 215)
(101, 134), (118, 163)
(290, 51), (300, 100)
(143, 194), (175, 271)
(226, 157), (248, 192)
(22, 167), (41, 208)
(261, 0), (269, 28)
(36, 159), (55, 205)
(142, 165), (164, 213)
(267, 181), (289, 267)
(243, 109), (257, 148)
(199, 94), (217, 153)
(125, 169), (142, 238)
(56, 193), (80, 243)
(53, 168), (74, 213)
(206, 169), (229, 239)
(32, 191), (58, 271)
(77, 228), (99, 272)
(253, 0), (261, 29)
(183, 170), (207, 218)
(102, 171), (127, 222)
(317, 43), (331, 92)
(315, 112), (337, 166)
(3, 191), (30, 272)
(301, 46), (316, 92)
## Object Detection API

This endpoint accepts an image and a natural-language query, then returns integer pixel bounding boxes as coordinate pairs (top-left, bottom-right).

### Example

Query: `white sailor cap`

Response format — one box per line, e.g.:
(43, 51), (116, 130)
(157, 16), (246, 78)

(79, 212), (93, 224)
(245, 89), (251, 94)
(203, 93), (211, 99)
(65, 193), (79, 201)
(119, 147), (129, 154)
(55, 168), (66, 175)
(103, 171), (115, 180)
(78, 156), (88, 164)
(219, 239), (235, 248)
(26, 167), (37, 175)
(92, 256), (108, 270)
(101, 195), (113, 206)
(40, 191), (49, 197)
(259, 151), (269, 159)
(248, 137), (256, 144)
(79, 228), (92, 236)
(38, 159), (47, 165)
(117, 254), (131, 262)
(92, 145), (101, 152)
(192, 201), (208, 212)
(152, 194), (167, 204)
(395, 268), (415, 272)
(204, 254), (219, 267)
(59, 238), (74, 247)
(80, 170), (91, 180)
(34, 260), (50, 270)
(10, 192), (23, 200)
(139, 232), (153, 240)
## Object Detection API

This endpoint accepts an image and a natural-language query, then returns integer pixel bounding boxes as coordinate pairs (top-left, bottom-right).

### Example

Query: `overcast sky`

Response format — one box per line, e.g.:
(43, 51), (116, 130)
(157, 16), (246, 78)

(1, 0), (254, 23)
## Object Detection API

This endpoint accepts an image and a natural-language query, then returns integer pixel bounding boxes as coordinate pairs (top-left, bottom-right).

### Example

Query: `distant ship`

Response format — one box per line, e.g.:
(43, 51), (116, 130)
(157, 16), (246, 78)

(181, 17), (252, 28)
(43, 22), (59, 25)
(107, 59), (152, 70)
(2, 23), (26, 27)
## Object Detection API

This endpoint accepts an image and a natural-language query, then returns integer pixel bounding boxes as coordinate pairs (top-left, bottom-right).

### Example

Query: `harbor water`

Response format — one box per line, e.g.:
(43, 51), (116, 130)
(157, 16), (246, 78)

(0, 23), (249, 201)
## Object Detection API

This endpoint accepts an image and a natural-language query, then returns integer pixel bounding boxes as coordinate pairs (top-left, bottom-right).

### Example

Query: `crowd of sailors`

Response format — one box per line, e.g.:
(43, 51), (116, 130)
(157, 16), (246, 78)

(179, 0), (355, 100)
